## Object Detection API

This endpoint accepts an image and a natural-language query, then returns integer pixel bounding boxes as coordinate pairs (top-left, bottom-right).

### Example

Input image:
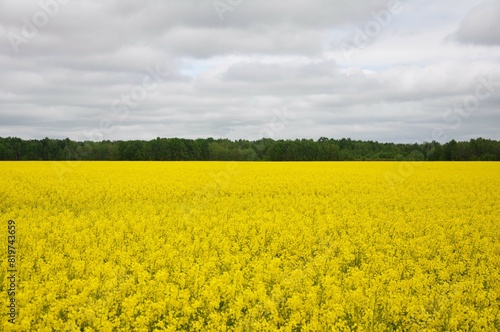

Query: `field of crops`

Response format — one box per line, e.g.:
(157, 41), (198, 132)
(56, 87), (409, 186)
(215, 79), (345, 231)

(1, 162), (499, 331)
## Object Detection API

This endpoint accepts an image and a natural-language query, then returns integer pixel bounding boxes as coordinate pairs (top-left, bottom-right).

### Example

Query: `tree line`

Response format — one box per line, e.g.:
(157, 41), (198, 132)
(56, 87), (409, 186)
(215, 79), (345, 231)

(0, 137), (499, 161)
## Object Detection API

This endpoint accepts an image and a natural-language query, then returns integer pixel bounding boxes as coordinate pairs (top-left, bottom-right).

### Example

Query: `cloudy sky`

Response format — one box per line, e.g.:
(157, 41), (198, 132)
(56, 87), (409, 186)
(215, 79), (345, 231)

(0, 0), (499, 143)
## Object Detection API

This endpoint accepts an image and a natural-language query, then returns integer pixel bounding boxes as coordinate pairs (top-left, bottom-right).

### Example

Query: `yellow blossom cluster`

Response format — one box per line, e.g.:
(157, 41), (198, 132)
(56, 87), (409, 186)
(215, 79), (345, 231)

(1, 161), (499, 331)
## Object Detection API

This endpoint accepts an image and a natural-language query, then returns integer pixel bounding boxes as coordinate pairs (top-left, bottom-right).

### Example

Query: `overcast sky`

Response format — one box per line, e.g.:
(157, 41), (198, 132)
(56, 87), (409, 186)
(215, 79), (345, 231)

(1, 0), (499, 143)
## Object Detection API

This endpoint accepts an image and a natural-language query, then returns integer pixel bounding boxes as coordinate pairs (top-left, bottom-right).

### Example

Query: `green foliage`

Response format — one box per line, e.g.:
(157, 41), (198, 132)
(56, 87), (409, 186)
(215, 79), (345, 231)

(0, 137), (498, 161)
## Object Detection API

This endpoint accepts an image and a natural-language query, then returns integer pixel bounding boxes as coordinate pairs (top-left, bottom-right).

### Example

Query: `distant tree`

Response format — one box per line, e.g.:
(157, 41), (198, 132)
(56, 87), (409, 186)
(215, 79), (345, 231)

(0, 136), (498, 161)
(408, 150), (425, 161)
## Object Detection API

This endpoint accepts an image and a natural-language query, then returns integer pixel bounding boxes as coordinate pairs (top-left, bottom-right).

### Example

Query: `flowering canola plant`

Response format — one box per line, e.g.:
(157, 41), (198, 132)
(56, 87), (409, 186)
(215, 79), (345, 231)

(1, 162), (499, 331)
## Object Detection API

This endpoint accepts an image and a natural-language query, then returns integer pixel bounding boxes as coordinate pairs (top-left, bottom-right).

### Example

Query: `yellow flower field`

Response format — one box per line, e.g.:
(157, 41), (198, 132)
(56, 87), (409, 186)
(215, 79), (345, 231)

(1, 162), (499, 331)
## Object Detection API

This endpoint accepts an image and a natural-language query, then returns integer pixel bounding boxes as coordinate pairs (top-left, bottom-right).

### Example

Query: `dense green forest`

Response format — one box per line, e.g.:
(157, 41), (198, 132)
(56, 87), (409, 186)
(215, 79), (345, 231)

(0, 137), (499, 161)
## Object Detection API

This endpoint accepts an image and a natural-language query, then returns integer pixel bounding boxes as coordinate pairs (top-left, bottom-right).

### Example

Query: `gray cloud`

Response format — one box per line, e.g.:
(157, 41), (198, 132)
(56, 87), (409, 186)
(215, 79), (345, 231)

(0, 0), (499, 143)
(452, 1), (500, 45)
